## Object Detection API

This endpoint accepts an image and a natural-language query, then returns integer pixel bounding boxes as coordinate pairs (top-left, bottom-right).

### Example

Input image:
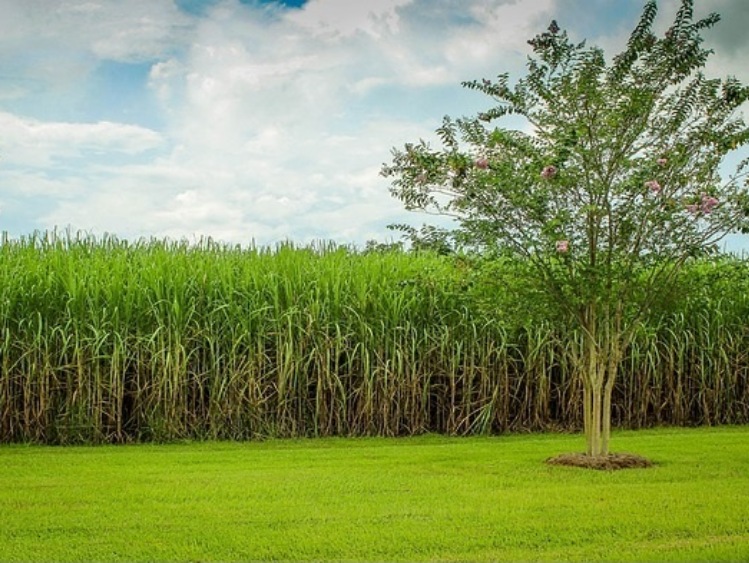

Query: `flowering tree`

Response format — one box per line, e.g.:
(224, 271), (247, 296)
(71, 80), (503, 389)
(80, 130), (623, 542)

(382, 0), (749, 460)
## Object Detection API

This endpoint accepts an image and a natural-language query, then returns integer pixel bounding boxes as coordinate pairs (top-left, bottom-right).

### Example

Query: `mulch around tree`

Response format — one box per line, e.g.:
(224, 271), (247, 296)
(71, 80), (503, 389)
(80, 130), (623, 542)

(545, 452), (653, 470)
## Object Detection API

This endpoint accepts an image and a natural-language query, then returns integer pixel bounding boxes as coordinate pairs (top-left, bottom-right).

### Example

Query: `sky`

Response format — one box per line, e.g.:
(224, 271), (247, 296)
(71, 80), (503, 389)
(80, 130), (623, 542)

(1, 0), (748, 250)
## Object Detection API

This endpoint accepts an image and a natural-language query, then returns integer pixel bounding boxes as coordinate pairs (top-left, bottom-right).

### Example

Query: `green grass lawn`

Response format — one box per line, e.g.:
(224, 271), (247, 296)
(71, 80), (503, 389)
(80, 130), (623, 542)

(1, 427), (748, 562)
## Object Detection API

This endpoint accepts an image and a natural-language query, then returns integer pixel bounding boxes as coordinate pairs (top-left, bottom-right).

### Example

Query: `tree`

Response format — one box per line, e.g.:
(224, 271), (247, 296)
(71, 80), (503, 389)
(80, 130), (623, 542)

(381, 0), (749, 461)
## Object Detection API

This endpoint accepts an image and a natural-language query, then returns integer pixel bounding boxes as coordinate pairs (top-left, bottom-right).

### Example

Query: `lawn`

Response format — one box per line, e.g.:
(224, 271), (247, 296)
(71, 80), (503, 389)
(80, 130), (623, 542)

(1, 427), (748, 562)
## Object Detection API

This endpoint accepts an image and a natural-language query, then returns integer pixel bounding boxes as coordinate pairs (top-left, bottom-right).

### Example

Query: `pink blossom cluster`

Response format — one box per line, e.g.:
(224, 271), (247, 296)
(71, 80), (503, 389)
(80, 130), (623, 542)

(700, 193), (719, 214)
(541, 165), (557, 179)
(686, 193), (719, 215)
(556, 240), (569, 253)
(657, 158), (668, 167)
(644, 180), (661, 193)
(475, 157), (489, 169)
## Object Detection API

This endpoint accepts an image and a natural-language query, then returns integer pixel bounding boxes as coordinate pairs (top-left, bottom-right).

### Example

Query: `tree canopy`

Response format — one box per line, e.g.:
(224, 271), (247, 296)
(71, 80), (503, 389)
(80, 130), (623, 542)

(382, 0), (749, 459)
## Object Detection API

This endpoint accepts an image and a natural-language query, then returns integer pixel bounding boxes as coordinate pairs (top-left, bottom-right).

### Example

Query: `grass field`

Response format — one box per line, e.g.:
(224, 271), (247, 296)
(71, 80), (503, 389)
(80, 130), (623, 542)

(1, 426), (748, 562)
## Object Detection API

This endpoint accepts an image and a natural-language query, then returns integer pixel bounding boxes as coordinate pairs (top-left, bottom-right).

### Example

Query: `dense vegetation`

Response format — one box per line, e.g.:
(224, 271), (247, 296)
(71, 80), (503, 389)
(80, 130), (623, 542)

(1, 232), (748, 444)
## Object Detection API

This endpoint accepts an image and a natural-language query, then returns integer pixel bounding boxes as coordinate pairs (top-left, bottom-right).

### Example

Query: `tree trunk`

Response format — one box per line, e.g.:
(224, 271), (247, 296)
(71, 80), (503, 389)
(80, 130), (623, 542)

(584, 378), (604, 457)
(583, 385), (592, 456)
(601, 352), (619, 456)
(582, 318), (605, 457)
(580, 304), (621, 458)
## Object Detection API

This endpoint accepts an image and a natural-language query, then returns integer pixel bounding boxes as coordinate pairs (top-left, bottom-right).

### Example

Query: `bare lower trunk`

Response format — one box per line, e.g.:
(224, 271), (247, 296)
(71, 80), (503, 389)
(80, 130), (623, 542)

(582, 368), (620, 458)
(601, 362), (618, 456)
(582, 325), (604, 457)
(581, 305), (621, 458)
(584, 379), (604, 457)
(583, 386), (592, 456)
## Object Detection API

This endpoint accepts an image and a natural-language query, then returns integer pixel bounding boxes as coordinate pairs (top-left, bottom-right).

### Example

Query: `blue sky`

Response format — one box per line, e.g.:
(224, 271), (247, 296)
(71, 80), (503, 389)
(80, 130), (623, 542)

(1, 0), (748, 249)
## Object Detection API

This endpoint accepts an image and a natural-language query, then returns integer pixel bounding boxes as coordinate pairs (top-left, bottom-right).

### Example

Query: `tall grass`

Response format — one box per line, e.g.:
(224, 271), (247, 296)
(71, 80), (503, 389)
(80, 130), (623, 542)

(0, 231), (747, 444)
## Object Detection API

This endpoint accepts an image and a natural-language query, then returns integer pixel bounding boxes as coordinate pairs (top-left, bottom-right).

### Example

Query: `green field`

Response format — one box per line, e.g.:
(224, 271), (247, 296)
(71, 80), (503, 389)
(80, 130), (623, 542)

(2, 426), (748, 562)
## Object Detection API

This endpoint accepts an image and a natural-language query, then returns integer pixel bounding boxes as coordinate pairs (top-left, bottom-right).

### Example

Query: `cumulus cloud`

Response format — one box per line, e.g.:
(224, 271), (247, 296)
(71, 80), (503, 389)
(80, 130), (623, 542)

(124, 0), (556, 244)
(0, 112), (164, 168)
(2, 0), (746, 250)
(704, 0), (749, 56)
(0, 0), (193, 107)
(591, 0), (749, 84)
(285, 0), (413, 38)
(0, 0), (192, 62)
(696, 0), (749, 85)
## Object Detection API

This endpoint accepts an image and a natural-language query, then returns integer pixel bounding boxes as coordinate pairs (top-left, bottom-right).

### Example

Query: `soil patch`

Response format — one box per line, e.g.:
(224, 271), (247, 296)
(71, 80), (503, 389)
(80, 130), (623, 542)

(546, 452), (653, 470)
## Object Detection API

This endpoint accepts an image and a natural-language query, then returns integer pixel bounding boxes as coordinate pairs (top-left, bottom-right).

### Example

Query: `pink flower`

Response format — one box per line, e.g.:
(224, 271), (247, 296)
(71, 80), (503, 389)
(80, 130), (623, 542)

(475, 157), (489, 170)
(541, 165), (557, 179)
(657, 158), (668, 167)
(685, 194), (719, 215)
(701, 194), (719, 214)
(556, 240), (569, 253)
(645, 180), (661, 193)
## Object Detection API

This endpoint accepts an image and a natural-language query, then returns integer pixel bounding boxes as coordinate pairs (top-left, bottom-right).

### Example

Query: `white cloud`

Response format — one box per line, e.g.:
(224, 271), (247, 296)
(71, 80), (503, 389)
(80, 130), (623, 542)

(3, 0), (746, 250)
(0, 0), (193, 106)
(0, 112), (164, 168)
(0, 0), (192, 62)
(0, 0), (572, 245)
(285, 0), (413, 39)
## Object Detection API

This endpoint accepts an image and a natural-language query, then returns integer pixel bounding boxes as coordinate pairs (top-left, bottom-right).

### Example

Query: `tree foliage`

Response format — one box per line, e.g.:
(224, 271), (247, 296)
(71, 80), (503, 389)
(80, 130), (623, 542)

(382, 0), (749, 458)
